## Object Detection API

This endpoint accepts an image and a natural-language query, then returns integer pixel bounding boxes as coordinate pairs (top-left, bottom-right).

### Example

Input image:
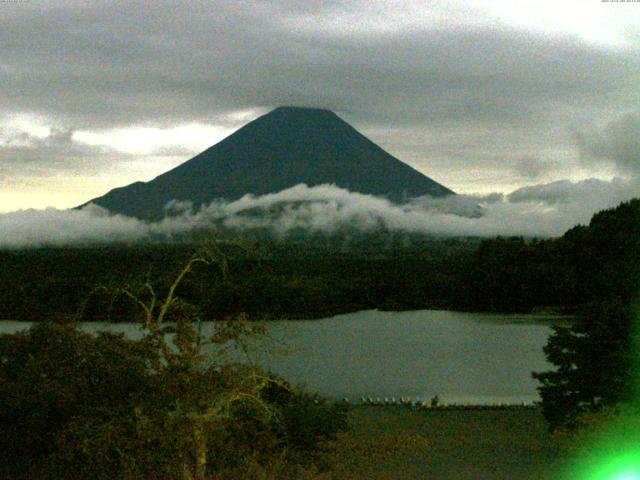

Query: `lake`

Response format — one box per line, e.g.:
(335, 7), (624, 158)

(0, 309), (562, 404)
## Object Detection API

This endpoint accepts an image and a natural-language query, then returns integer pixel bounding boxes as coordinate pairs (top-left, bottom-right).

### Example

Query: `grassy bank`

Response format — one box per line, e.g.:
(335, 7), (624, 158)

(348, 406), (560, 479)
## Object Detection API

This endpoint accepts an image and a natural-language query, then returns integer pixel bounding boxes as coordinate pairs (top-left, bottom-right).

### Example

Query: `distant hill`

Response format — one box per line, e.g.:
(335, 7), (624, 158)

(82, 106), (454, 220)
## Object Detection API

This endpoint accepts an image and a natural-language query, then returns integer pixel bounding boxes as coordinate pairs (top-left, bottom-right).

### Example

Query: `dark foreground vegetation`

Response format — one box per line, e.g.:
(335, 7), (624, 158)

(0, 247), (430, 479)
(2, 199), (640, 322)
(0, 321), (431, 479)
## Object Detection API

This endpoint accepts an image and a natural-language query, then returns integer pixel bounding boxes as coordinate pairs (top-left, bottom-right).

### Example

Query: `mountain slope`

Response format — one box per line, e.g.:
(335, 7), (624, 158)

(84, 106), (454, 220)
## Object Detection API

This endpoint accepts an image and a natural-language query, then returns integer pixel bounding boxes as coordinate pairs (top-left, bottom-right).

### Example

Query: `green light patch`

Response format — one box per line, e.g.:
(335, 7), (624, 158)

(567, 447), (640, 480)
(589, 452), (640, 479)
(556, 406), (640, 480)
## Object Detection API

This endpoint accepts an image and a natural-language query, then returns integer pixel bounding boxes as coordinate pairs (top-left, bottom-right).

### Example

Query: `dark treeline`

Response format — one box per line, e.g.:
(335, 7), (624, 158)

(2, 199), (639, 322)
(0, 235), (471, 321)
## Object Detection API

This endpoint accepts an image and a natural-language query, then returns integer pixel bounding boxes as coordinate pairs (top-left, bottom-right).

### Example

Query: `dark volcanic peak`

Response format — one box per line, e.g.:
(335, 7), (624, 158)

(272, 105), (335, 114)
(85, 107), (454, 220)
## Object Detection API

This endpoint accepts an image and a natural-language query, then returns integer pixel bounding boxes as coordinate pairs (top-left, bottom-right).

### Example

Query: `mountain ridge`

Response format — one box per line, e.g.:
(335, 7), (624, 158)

(83, 106), (454, 220)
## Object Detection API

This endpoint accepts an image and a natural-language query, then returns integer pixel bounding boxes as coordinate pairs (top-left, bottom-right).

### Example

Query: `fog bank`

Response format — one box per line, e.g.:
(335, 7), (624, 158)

(1, 178), (637, 248)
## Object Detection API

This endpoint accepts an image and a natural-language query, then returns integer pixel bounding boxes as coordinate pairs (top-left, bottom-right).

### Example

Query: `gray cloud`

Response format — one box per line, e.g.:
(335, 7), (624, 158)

(513, 156), (556, 180)
(576, 112), (640, 174)
(506, 177), (639, 209)
(0, 127), (117, 181)
(1, 179), (637, 247)
(1, 1), (638, 129)
(1, 1), (639, 206)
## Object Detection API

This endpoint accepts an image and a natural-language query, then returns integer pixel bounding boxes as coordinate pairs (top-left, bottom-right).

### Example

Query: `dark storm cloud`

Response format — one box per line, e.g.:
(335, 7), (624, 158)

(1, 0), (638, 130)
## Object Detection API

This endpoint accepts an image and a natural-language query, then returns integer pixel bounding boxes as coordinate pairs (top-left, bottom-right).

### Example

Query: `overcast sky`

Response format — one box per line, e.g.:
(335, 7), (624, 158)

(1, 0), (639, 214)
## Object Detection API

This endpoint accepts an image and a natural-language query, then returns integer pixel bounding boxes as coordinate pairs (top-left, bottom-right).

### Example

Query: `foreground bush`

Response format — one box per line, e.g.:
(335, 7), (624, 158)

(0, 322), (352, 479)
(0, 244), (429, 478)
(0, 322), (431, 479)
(0, 322), (158, 478)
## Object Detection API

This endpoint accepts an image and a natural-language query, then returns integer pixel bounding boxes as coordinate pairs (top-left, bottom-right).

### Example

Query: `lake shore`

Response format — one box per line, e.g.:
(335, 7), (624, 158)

(0, 306), (575, 324)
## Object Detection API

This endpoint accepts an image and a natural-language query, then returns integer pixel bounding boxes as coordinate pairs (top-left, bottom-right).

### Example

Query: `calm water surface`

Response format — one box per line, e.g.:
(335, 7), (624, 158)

(0, 310), (561, 404)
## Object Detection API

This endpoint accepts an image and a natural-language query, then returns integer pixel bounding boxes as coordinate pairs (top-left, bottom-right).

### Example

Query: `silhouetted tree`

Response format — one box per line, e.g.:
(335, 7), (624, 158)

(533, 301), (636, 430)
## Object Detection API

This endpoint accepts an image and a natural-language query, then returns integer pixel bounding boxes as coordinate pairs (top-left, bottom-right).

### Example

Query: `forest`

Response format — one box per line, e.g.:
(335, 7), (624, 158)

(1, 198), (639, 322)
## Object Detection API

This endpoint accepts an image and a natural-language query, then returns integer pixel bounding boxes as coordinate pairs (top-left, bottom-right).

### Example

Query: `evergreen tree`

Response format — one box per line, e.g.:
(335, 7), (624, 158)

(533, 301), (636, 430)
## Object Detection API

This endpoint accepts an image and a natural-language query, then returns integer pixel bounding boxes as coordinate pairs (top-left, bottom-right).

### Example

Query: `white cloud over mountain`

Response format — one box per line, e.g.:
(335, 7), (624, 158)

(1, 179), (637, 248)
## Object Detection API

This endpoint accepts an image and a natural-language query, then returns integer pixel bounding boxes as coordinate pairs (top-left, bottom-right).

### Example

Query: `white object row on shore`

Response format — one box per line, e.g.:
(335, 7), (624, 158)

(339, 396), (536, 409)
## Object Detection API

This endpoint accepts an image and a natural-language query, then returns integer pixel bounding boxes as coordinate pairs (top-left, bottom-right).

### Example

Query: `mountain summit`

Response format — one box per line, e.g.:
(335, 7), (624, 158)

(84, 106), (454, 220)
